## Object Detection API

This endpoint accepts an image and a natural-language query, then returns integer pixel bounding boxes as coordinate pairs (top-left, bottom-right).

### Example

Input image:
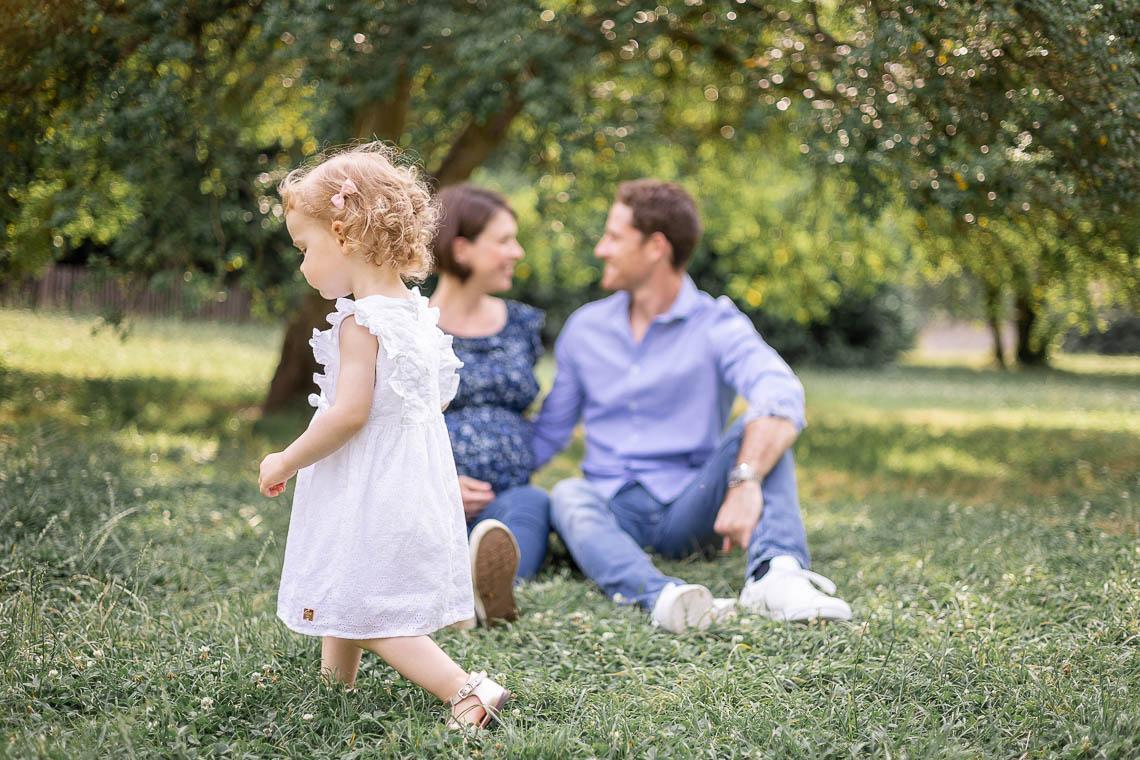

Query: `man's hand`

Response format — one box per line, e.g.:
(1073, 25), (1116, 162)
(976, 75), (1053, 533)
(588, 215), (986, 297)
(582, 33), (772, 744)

(714, 481), (764, 553)
(259, 452), (297, 498)
(458, 476), (495, 519)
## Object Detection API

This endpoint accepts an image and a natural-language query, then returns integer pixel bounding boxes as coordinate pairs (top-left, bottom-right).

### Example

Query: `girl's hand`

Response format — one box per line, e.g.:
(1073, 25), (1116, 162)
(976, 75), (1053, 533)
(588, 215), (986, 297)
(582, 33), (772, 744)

(259, 452), (297, 497)
(459, 476), (495, 519)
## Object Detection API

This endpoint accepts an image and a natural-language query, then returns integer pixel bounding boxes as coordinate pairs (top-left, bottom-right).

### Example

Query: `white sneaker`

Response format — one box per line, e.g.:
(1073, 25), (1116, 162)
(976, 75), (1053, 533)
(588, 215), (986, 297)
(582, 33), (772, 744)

(651, 583), (734, 633)
(711, 597), (738, 623)
(739, 556), (852, 622)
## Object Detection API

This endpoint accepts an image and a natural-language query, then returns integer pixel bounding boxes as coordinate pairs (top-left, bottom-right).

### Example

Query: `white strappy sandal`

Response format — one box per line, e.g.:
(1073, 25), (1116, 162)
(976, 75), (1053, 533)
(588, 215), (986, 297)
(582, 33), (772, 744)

(445, 671), (512, 730)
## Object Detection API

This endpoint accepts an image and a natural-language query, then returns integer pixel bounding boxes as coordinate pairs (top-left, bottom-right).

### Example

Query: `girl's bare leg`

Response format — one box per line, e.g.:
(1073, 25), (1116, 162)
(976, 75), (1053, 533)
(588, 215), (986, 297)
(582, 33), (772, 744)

(359, 635), (468, 699)
(330, 634), (485, 722)
(321, 636), (364, 686)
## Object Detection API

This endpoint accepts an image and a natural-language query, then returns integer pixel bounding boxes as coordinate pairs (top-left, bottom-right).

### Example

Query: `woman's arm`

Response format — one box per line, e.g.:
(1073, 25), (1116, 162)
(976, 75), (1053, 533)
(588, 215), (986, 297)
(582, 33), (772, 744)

(259, 316), (378, 496)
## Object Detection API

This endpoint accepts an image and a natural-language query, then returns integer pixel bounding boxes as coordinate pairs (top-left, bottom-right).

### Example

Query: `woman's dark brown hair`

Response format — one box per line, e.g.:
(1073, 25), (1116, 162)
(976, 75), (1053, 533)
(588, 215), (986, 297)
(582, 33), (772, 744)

(433, 184), (516, 281)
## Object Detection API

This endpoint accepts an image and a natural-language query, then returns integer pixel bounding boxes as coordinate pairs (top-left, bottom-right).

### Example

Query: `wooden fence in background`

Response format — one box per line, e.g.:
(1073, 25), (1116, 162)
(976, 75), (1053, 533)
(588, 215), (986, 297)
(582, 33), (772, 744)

(0, 265), (252, 322)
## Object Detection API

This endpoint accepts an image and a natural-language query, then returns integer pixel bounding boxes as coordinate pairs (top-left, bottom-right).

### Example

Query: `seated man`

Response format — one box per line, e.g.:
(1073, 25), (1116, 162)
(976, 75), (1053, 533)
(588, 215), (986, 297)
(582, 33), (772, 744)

(531, 179), (852, 633)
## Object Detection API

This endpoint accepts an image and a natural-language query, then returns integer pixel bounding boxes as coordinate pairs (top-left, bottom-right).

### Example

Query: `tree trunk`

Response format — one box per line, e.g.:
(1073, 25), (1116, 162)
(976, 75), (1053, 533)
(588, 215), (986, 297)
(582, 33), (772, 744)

(989, 313), (1007, 369)
(983, 283), (1007, 369)
(1014, 292), (1049, 367)
(352, 64), (412, 141)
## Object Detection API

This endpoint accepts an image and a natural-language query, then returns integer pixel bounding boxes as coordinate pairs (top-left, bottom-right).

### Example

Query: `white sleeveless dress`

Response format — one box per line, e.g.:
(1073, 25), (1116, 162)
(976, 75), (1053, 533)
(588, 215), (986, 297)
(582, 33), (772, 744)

(276, 290), (475, 638)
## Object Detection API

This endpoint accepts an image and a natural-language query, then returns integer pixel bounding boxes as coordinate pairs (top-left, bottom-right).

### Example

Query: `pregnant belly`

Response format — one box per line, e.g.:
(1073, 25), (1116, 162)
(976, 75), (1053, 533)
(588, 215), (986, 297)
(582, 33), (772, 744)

(446, 407), (535, 491)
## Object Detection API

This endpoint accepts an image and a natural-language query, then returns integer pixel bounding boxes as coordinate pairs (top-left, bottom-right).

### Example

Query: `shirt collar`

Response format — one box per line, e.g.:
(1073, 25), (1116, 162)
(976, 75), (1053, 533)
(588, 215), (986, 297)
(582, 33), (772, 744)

(658, 274), (701, 323)
(609, 274), (701, 327)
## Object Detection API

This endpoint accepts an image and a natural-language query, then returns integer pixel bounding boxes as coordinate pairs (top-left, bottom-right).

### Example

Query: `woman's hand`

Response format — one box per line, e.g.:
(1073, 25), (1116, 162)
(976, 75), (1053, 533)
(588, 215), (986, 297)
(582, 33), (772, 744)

(259, 452), (297, 497)
(459, 476), (495, 519)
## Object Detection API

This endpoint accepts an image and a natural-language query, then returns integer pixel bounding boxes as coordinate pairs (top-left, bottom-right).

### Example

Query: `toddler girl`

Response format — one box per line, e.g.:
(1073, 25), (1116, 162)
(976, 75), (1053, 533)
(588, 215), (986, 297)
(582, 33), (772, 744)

(258, 142), (511, 729)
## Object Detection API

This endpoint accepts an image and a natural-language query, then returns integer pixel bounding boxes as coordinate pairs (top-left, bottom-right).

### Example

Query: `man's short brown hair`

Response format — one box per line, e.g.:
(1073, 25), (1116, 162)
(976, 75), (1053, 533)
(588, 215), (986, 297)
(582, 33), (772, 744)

(615, 179), (702, 269)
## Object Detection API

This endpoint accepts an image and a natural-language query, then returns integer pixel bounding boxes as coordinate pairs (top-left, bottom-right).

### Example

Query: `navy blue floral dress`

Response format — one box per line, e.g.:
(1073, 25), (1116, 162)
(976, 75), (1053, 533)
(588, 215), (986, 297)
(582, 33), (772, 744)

(443, 301), (544, 495)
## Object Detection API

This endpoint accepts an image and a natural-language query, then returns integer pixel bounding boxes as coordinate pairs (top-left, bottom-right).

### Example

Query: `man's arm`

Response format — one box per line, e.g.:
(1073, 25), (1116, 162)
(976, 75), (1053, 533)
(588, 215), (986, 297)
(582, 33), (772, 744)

(710, 301), (806, 549)
(735, 415), (798, 477)
(530, 326), (586, 469)
(713, 299), (806, 440)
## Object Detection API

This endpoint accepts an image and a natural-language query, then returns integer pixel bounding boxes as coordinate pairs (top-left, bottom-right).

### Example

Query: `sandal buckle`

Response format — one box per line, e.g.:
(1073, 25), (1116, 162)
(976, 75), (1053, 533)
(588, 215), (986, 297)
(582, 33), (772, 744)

(449, 671), (486, 706)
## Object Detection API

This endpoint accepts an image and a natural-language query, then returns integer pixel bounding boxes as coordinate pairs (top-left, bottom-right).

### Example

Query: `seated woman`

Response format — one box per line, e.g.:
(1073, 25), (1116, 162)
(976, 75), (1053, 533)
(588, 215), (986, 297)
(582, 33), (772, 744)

(430, 184), (551, 627)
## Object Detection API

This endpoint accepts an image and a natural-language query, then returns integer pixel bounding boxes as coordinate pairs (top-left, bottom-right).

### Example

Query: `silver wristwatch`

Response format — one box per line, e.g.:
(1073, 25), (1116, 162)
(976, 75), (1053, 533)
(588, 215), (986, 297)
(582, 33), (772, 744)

(727, 462), (760, 488)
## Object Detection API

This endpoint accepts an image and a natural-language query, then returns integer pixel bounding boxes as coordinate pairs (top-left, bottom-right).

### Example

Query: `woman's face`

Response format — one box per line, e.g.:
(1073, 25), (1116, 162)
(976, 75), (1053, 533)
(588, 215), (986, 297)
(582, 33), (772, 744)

(455, 208), (524, 294)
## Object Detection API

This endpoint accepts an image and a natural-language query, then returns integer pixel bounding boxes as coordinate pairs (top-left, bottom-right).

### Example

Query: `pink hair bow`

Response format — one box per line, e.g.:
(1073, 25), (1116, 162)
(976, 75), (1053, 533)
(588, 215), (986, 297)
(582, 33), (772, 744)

(330, 178), (358, 209)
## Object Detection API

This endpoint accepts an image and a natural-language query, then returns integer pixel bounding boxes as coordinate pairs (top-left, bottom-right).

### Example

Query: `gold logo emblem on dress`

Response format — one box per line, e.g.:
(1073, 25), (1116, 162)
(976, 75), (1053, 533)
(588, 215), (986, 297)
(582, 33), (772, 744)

(303, 608), (314, 621)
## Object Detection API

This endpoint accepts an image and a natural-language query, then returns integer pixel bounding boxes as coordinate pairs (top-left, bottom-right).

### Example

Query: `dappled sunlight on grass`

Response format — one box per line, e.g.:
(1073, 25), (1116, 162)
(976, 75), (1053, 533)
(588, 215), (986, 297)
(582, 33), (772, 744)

(1050, 353), (1140, 376)
(830, 406), (1139, 434)
(0, 308), (281, 391)
(882, 443), (1010, 478)
(903, 349), (1140, 377)
(801, 364), (1139, 419)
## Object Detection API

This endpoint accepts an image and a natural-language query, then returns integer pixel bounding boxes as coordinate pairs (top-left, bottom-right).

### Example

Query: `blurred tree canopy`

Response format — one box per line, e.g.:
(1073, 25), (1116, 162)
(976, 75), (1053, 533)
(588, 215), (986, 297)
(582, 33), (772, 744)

(1, 1), (1136, 404)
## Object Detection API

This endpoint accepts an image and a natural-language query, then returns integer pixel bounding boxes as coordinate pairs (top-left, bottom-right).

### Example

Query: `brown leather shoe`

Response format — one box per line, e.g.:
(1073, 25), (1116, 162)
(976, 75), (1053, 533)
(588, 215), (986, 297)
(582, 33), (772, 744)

(468, 519), (520, 626)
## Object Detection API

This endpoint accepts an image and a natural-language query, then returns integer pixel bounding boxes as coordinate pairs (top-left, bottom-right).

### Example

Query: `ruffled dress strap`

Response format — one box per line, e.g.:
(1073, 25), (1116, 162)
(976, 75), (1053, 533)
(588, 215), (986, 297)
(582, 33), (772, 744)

(437, 329), (463, 407)
(404, 289), (464, 408)
(307, 297), (361, 409)
(351, 288), (464, 422)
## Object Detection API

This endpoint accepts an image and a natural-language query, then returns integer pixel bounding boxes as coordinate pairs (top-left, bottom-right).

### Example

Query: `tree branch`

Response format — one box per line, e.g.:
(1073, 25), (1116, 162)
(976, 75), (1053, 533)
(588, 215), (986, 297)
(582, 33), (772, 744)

(429, 84), (525, 187)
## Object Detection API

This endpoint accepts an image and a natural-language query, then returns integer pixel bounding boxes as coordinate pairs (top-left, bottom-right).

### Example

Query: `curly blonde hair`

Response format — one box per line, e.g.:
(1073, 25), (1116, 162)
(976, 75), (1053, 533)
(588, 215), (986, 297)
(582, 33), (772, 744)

(278, 142), (438, 281)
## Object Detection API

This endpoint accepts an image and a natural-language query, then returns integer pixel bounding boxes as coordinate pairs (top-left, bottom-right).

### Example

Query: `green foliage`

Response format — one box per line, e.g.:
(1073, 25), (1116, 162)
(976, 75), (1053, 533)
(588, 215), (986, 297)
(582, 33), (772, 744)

(0, 1), (313, 317)
(2, 1), (1135, 368)
(744, 285), (916, 368)
(2, 309), (1138, 756)
(804, 0), (1140, 355)
(1065, 313), (1140, 356)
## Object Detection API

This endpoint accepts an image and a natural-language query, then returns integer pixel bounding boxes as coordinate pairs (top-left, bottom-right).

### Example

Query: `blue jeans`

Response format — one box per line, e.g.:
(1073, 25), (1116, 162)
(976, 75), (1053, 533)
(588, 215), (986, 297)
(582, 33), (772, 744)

(549, 419), (810, 609)
(467, 484), (551, 580)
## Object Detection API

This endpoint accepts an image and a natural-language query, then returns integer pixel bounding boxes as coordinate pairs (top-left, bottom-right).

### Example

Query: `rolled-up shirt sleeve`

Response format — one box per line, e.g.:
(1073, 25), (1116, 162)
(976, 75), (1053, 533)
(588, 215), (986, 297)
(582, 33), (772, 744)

(531, 318), (586, 468)
(710, 296), (806, 431)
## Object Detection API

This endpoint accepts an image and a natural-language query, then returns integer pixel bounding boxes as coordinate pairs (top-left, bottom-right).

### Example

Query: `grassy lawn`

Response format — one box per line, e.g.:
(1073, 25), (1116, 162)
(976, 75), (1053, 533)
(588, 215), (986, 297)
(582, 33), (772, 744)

(1, 308), (1137, 758)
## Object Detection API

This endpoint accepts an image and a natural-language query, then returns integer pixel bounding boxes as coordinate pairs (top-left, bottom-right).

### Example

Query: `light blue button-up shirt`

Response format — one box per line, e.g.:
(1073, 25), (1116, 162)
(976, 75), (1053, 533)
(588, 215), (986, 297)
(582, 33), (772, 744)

(532, 275), (806, 502)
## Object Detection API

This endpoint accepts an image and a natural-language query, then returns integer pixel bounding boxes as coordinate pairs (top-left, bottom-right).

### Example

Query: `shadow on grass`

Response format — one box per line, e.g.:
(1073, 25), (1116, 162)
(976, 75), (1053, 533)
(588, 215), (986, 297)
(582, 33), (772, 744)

(0, 364), (313, 444)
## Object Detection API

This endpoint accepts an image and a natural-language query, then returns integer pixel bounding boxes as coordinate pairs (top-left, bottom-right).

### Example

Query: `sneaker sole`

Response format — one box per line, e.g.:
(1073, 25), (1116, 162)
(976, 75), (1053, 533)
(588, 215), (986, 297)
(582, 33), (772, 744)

(469, 520), (520, 626)
(673, 585), (715, 632)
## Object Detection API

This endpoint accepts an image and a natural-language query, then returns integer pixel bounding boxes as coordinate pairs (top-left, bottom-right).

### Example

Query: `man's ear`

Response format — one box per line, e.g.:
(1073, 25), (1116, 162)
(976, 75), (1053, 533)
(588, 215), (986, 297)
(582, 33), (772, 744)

(648, 231), (673, 266)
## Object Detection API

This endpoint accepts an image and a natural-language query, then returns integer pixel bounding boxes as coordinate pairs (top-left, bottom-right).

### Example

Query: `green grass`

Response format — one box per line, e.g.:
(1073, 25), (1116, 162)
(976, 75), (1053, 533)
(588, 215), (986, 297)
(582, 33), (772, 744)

(2, 307), (1137, 758)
